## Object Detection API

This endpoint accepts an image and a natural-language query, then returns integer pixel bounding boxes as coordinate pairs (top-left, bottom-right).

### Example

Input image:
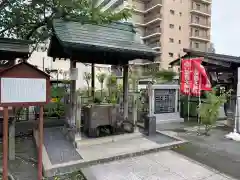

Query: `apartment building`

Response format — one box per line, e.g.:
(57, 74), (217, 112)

(97, 0), (212, 69)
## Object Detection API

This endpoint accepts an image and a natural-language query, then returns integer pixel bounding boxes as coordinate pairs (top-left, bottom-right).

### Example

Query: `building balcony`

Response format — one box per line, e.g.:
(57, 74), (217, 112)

(102, 0), (124, 11)
(145, 0), (162, 10)
(134, 4), (162, 14)
(135, 15), (162, 27)
(142, 27), (161, 39)
(146, 41), (161, 51)
(190, 46), (208, 52)
(145, 13), (162, 23)
(96, 0), (111, 8)
(133, 0), (162, 14)
(199, 0), (212, 4)
(190, 34), (210, 42)
(190, 20), (211, 29)
(191, 8), (211, 17)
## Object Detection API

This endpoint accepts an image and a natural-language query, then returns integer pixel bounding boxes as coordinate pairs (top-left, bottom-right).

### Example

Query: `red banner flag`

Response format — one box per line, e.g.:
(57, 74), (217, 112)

(192, 59), (212, 92)
(191, 58), (202, 96)
(180, 57), (211, 96)
(180, 59), (192, 95)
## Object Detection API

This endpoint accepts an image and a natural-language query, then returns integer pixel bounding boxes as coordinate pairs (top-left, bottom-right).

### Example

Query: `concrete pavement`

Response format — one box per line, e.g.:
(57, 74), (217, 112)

(82, 150), (236, 180)
(156, 122), (240, 179)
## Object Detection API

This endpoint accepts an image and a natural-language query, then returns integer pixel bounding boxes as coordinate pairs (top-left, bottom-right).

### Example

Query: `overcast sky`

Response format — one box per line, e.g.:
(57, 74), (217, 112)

(211, 0), (239, 56)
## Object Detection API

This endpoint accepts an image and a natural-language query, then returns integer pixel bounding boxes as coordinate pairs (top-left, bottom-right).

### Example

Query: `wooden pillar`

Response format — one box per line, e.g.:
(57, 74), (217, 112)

(76, 96), (82, 134)
(131, 69), (138, 129)
(123, 65), (129, 120)
(3, 107), (9, 180)
(70, 60), (77, 126)
(38, 106), (44, 180)
(91, 63), (95, 99)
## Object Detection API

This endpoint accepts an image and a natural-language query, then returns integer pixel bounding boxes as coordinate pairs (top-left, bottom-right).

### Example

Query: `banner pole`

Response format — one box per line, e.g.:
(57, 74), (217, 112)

(198, 75), (201, 124)
(178, 56), (182, 117)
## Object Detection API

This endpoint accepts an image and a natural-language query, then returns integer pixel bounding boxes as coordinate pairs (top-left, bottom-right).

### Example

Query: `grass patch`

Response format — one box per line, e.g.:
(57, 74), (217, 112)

(45, 171), (87, 180)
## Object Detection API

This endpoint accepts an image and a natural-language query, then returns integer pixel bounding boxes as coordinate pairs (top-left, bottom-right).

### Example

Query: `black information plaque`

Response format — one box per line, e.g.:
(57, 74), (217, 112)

(154, 89), (176, 114)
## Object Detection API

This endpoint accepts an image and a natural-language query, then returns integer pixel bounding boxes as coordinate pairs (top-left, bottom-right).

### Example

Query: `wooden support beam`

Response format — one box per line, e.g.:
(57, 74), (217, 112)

(38, 106), (44, 180)
(123, 65), (129, 120)
(91, 63), (95, 99)
(3, 107), (8, 180)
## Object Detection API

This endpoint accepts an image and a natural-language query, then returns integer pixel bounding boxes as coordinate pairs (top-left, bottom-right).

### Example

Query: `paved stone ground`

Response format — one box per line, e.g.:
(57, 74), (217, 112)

(0, 136), (86, 180)
(44, 127), (82, 165)
(157, 122), (240, 180)
(82, 150), (235, 180)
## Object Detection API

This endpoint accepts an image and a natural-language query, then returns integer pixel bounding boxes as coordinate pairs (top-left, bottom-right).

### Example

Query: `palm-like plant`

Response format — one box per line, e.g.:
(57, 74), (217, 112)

(106, 74), (117, 103)
(97, 72), (107, 99)
(83, 72), (92, 96)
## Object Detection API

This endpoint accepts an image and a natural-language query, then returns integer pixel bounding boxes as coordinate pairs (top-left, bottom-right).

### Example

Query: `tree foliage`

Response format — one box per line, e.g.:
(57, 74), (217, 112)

(97, 72), (107, 98)
(198, 89), (232, 135)
(0, 0), (132, 43)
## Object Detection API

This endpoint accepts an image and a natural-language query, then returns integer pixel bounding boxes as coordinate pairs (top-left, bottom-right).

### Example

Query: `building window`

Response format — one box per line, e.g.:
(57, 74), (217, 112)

(179, 26), (181, 30)
(169, 52), (174, 57)
(178, 40), (181, 44)
(169, 24), (174, 28)
(170, 10), (175, 15)
(195, 42), (199, 48)
(169, 38), (174, 43)
(196, 3), (201, 10)
(179, 12), (182, 16)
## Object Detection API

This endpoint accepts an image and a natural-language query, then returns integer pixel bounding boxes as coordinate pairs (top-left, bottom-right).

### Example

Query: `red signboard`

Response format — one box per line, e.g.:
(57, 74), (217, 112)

(180, 59), (192, 95)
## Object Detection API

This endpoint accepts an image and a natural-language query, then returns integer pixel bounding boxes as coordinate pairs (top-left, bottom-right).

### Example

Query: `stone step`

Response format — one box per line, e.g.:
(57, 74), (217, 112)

(155, 113), (184, 124)
(75, 132), (143, 148)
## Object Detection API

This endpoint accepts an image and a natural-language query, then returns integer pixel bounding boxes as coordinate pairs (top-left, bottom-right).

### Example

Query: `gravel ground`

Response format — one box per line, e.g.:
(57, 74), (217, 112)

(157, 123), (240, 180)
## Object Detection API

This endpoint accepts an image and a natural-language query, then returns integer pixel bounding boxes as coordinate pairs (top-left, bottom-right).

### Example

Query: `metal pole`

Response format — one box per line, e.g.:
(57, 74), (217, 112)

(91, 63), (95, 99)
(3, 107), (8, 180)
(38, 106), (44, 180)
(178, 54), (182, 114)
(198, 75), (201, 124)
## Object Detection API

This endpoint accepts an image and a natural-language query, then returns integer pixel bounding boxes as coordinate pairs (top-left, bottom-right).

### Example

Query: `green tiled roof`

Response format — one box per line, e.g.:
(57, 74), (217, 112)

(0, 38), (31, 59)
(51, 19), (157, 61)
(0, 38), (30, 53)
(169, 48), (240, 66)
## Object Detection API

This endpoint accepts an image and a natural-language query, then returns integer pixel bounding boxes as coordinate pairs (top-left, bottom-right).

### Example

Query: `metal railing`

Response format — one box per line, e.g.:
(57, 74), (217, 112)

(190, 33), (210, 40)
(191, 7), (211, 14)
(191, 20), (211, 27)
(144, 0), (162, 10)
(144, 27), (161, 37)
(144, 13), (162, 23)
(146, 41), (161, 48)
